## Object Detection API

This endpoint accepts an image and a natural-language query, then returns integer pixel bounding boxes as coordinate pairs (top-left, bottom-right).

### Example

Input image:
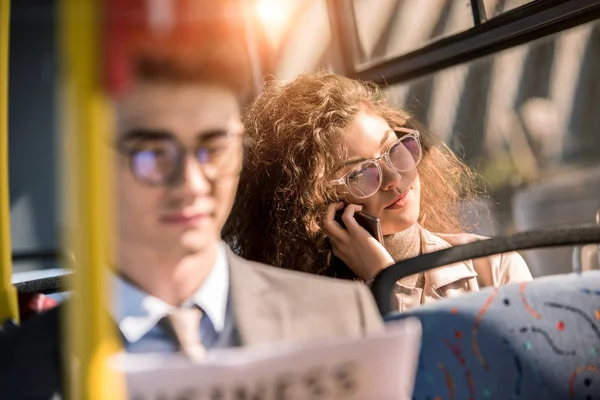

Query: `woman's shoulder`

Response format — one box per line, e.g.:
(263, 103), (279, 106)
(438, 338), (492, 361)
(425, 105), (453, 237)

(425, 229), (533, 285)
(432, 231), (488, 246)
(419, 228), (486, 254)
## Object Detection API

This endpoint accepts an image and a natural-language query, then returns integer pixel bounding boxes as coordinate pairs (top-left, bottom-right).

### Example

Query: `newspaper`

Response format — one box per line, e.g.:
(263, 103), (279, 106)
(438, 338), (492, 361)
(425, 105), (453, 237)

(111, 318), (422, 400)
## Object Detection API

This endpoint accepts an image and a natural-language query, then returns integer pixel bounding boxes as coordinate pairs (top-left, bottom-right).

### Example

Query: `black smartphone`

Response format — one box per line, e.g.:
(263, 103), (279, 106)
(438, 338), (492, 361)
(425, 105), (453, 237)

(334, 208), (383, 243)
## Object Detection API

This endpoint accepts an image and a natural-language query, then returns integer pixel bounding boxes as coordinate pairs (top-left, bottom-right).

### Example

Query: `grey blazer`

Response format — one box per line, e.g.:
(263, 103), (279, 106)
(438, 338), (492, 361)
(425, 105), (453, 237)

(227, 248), (384, 345)
(0, 250), (383, 398)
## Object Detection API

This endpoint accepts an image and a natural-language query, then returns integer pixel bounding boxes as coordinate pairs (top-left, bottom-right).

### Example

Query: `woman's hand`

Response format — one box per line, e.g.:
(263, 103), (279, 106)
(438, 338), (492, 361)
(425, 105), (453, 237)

(323, 202), (394, 281)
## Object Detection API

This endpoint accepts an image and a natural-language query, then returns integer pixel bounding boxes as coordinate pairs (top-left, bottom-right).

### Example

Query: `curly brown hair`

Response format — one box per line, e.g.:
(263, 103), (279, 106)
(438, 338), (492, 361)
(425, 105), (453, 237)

(223, 72), (479, 277)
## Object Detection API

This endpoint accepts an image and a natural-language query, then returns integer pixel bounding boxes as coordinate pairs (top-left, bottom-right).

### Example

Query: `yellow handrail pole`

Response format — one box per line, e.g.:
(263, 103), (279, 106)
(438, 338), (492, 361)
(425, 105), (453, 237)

(0, 0), (19, 326)
(59, 0), (123, 399)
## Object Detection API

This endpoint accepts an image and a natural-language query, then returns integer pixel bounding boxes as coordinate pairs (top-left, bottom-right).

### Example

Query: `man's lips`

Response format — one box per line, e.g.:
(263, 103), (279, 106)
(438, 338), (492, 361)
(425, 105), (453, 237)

(159, 212), (213, 226)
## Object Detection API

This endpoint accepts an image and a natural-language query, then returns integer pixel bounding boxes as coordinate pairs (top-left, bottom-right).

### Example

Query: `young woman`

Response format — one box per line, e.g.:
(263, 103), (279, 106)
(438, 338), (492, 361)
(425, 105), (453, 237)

(223, 72), (532, 311)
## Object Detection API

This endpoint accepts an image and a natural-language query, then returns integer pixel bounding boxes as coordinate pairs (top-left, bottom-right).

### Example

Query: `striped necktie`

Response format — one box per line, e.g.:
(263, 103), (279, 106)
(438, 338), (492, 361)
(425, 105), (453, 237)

(160, 307), (206, 362)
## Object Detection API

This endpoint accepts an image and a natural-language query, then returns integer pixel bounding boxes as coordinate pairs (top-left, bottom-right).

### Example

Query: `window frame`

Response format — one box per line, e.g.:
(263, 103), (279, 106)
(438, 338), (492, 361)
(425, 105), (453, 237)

(329, 0), (600, 85)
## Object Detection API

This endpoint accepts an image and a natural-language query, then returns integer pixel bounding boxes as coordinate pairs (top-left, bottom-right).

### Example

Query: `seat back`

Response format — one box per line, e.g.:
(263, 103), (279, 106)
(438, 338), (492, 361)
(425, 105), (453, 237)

(385, 271), (600, 399)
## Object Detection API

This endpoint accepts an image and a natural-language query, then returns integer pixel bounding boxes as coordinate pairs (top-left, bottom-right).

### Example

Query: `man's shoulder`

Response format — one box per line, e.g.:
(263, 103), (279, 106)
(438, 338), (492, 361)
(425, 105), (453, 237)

(0, 304), (61, 348)
(230, 254), (384, 336)
(0, 305), (63, 396)
(0, 305), (62, 366)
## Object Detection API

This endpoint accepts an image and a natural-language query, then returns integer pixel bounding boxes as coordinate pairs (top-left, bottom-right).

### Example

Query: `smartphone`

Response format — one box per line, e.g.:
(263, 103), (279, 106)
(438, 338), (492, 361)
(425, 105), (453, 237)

(334, 208), (383, 243)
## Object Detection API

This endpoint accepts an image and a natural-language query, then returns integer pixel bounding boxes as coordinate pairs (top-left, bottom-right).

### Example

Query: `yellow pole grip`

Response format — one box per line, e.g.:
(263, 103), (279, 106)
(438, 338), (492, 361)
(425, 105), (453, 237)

(0, 0), (19, 326)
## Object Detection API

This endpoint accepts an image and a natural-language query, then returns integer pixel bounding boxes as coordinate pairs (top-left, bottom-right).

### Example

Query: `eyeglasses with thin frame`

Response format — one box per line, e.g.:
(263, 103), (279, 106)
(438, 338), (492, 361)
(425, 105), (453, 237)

(115, 126), (245, 186)
(330, 128), (422, 199)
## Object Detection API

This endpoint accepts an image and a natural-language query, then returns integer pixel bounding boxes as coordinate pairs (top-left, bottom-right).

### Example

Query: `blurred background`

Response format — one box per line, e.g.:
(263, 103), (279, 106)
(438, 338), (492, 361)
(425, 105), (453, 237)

(7, 0), (600, 277)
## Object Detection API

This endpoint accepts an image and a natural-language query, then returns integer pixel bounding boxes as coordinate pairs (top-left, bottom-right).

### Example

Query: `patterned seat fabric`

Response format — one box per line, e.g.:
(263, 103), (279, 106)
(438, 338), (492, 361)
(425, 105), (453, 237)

(385, 271), (600, 400)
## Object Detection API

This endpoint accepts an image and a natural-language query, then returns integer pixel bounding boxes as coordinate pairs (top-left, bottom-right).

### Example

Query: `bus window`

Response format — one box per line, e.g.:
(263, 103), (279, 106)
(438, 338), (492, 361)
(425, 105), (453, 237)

(251, 0), (335, 81)
(350, 0), (474, 68)
(483, 0), (539, 19)
(8, 1), (59, 278)
(383, 19), (600, 276)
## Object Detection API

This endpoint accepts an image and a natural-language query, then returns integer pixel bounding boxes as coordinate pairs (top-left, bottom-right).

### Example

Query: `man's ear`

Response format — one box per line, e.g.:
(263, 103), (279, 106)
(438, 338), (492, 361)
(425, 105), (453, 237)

(241, 135), (253, 165)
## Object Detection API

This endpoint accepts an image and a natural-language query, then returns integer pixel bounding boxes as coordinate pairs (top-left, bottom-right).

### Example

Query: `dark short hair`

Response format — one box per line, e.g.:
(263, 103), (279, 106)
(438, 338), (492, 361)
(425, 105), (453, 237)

(131, 37), (254, 104)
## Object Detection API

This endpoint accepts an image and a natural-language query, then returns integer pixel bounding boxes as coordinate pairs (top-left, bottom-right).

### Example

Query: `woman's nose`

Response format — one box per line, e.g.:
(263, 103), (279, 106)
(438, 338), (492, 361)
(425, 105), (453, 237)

(379, 161), (403, 191)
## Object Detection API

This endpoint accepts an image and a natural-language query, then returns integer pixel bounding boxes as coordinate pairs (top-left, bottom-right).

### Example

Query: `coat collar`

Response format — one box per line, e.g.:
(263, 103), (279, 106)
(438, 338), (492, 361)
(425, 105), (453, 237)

(419, 227), (478, 289)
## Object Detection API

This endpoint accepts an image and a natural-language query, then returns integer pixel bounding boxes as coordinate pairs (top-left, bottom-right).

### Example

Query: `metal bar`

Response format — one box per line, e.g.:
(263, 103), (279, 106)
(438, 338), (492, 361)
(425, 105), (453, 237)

(59, 0), (123, 399)
(470, 0), (488, 25)
(0, 0), (19, 326)
(371, 224), (600, 315)
(354, 0), (600, 85)
(596, 204), (600, 268)
(12, 250), (59, 262)
(15, 272), (70, 294)
(572, 245), (584, 274)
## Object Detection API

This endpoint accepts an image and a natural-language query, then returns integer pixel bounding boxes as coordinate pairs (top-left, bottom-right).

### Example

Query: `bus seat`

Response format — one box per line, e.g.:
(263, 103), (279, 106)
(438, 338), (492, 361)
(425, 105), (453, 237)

(385, 271), (600, 399)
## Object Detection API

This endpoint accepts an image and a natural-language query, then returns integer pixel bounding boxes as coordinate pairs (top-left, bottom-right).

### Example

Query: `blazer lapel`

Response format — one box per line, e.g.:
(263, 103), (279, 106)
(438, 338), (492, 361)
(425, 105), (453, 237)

(226, 248), (288, 346)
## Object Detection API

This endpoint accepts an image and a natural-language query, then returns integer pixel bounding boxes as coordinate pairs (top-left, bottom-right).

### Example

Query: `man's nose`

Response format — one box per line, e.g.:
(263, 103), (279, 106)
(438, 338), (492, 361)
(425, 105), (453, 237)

(173, 155), (211, 194)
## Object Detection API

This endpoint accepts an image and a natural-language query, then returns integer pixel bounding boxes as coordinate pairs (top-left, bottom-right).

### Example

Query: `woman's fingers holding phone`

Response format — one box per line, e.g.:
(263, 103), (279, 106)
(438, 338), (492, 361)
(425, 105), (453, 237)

(340, 204), (372, 238)
(323, 202), (348, 243)
(324, 203), (368, 242)
(326, 202), (376, 242)
(324, 203), (394, 281)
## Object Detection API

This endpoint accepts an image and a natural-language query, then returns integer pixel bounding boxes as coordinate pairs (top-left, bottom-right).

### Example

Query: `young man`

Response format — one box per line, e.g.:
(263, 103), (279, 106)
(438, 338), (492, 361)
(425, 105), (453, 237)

(0, 48), (383, 396)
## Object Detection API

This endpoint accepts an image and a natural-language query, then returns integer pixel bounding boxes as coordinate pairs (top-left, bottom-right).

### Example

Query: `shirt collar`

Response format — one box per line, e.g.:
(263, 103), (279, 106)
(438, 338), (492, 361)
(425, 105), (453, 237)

(111, 243), (230, 344)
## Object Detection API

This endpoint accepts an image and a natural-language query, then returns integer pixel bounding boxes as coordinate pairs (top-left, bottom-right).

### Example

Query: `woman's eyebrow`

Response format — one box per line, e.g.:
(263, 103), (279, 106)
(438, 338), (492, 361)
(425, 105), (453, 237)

(341, 130), (395, 167)
(380, 130), (394, 147)
(342, 157), (366, 167)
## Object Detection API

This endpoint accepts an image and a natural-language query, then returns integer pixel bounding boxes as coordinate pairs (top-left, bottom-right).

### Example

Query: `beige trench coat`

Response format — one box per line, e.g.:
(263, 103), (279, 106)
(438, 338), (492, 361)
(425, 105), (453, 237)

(394, 229), (533, 312)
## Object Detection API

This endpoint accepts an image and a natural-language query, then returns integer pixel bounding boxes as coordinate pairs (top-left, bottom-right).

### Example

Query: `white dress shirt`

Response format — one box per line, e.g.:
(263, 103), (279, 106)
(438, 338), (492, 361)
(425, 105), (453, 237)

(110, 243), (230, 352)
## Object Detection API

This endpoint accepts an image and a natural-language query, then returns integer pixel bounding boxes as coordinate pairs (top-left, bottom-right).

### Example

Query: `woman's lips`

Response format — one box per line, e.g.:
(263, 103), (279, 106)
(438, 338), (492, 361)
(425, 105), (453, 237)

(385, 190), (411, 210)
